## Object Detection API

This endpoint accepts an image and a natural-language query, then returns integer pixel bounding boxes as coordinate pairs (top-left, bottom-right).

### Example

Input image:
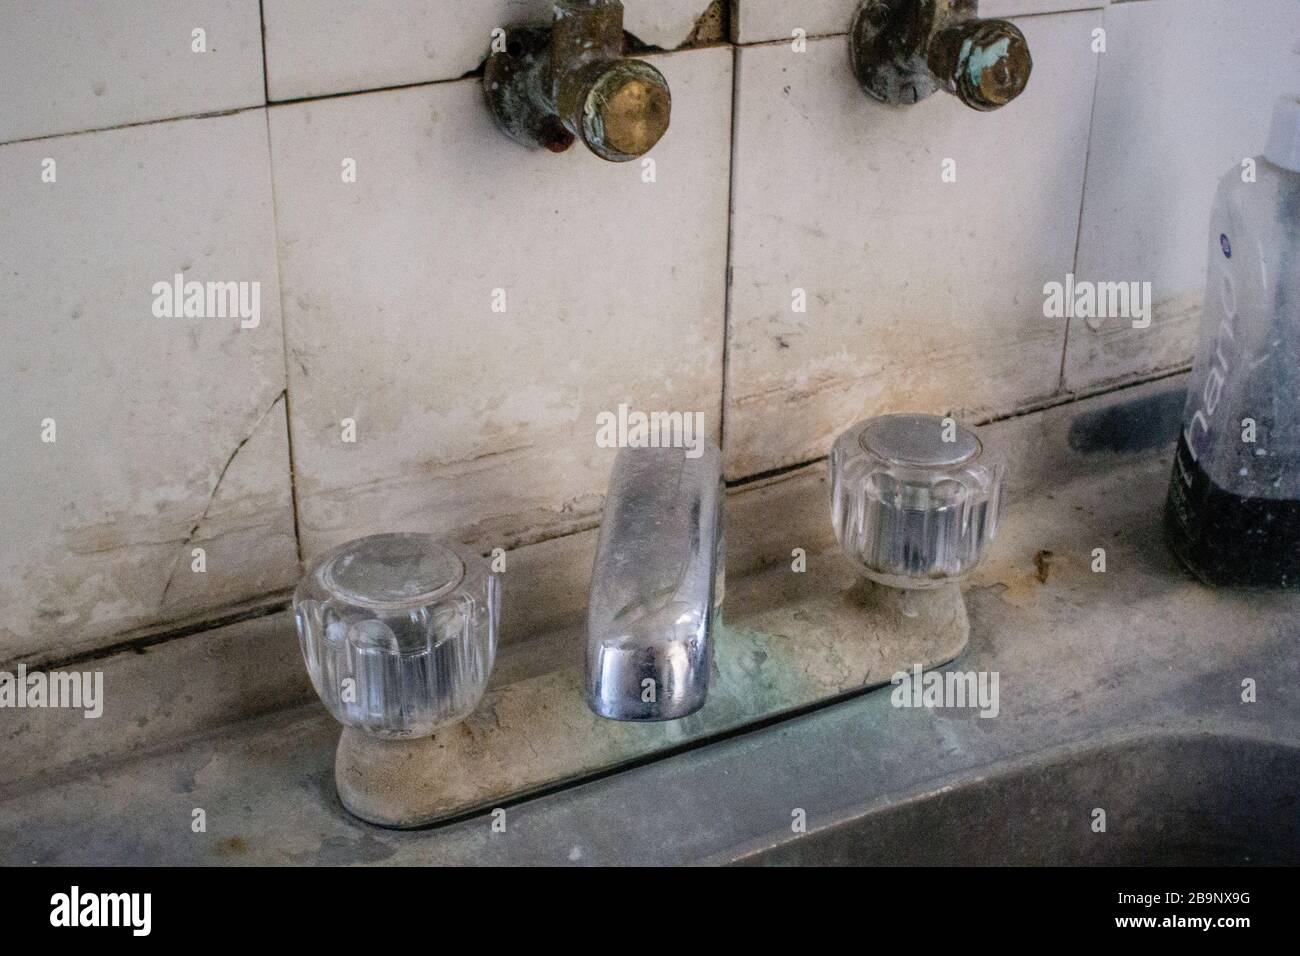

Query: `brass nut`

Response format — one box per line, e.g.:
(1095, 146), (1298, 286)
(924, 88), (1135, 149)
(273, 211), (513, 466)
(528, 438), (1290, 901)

(953, 21), (1032, 111)
(583, 61), (671, 162)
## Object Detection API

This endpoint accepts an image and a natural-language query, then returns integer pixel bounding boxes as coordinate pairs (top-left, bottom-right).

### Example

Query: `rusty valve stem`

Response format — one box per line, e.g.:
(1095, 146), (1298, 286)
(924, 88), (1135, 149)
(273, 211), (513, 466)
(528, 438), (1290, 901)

(484, 0), (671, 162)
(850, 0), (1032, 111)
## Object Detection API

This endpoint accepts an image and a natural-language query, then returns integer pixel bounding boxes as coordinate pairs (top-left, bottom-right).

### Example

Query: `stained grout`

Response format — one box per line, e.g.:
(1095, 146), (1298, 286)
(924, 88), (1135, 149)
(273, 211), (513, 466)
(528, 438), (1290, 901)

(727, 364), (1191, 492)
(260, 104), (306, 572)
(719, 43), (741, 462)
(0, 104), (264, 148)
(258, 0), (272, 105)
(18, 594), (293, 673)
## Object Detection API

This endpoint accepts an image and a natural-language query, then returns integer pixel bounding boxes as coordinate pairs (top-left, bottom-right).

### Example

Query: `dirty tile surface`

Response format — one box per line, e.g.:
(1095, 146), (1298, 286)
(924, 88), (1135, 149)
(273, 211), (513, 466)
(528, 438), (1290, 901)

(0, 111), (297, 661)
(0, 0), (265, 143)
(268, 47), (731, 560)
(1064, 0), (1300, 392)
(263, 0), (725, 101)
(724, 12), (1098, 478)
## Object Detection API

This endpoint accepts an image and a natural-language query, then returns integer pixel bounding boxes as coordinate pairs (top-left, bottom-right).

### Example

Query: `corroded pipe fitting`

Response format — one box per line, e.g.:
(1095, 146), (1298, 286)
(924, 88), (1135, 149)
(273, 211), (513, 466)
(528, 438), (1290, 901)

(485, 0), (671, 162)
(850, 0), (1032, 111)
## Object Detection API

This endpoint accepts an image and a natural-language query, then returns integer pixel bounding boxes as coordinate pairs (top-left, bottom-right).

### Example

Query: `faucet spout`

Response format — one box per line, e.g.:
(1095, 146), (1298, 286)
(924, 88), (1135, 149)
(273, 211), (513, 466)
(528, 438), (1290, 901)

(586, 444), (724, 721)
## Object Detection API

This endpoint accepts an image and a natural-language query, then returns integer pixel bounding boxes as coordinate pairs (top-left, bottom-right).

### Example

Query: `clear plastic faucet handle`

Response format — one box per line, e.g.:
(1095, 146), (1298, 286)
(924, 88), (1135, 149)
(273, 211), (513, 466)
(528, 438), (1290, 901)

(294, 533), (498, 739)
(830, 413), (1003, 589)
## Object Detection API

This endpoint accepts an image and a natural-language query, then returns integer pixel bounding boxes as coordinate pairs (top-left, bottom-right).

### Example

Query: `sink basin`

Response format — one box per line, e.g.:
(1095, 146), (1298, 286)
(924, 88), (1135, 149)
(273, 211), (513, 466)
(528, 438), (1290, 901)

(734, 732), (1300, 865)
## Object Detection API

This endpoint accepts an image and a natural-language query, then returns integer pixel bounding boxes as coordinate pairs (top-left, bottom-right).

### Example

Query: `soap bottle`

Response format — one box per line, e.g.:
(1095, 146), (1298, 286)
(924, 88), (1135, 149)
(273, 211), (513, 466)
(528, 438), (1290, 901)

(1164, 75), (1300, 587)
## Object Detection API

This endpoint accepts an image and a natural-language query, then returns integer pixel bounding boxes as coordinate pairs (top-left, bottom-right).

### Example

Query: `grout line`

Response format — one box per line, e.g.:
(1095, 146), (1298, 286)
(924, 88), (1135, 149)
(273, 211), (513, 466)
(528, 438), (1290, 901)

(730, 6), (1101, 49)
(15, 595), (293, 673)
(726, 365), (1192, 491)
(733, 31), (846, 51)
(1059, 3), (1108, 392)
(1005, 4), (1106, 18)
(267, 40), (724, 109)
(260, 107), (305, 571)
(719, 44), (741, 462)
(0, 104), (264, 147)
(977, 364), (1188, 425)
(264, 66), (484, 109)
(726, 456), (822, 490)
(258, 0), (271, 105)
(0, 71), (480, 148)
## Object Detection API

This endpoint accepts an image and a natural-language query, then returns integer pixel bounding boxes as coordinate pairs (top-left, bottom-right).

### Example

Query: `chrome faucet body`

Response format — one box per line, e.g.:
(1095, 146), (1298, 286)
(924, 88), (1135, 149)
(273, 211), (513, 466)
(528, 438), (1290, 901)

(586, 444), (724, 721)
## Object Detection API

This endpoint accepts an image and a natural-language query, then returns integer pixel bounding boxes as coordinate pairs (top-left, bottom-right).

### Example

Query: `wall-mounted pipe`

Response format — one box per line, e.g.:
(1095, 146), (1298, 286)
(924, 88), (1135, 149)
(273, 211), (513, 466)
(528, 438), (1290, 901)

(485, 0), (671, 162)
(850, 0), (1032, 111)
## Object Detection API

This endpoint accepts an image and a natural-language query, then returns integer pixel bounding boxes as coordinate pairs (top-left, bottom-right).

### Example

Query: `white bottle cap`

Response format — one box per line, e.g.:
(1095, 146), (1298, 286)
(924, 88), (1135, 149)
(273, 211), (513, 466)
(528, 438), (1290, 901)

(1265, 95), (1300, 173)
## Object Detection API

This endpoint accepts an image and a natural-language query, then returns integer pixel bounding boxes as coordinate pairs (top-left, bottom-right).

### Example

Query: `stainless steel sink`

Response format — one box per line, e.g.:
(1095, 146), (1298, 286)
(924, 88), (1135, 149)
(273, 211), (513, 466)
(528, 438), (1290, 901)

(733, 732), (1300, 866)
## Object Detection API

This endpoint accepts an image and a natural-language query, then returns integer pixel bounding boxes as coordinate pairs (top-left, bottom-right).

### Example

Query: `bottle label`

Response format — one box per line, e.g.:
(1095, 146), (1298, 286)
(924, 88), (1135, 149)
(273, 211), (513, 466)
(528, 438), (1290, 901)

(1180, 237), (1239, 475)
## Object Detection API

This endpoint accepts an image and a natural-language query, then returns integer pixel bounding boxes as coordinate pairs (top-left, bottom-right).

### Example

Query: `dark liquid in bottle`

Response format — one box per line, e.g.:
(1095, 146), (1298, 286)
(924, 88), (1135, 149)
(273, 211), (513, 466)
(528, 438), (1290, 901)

(1165, 434), (1300, 588)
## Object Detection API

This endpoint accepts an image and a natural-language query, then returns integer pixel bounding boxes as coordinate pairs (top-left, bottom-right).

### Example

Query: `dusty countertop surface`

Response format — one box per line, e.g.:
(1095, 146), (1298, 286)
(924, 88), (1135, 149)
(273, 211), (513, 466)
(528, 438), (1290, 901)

(3, 452), (1298, 865)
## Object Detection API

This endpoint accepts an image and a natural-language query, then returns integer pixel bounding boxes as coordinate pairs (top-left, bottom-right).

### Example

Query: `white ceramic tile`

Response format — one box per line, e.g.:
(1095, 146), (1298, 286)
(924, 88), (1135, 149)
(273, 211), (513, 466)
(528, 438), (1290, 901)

(0, 0), (265, 144)
(733, 0), (1102, 45)
(1064, 0), (1300, 391)
(263, 0), (721, 102)
(268, 46), (731, 561)
(0, 111), (297, 661)
(725, 12), (1099, 478)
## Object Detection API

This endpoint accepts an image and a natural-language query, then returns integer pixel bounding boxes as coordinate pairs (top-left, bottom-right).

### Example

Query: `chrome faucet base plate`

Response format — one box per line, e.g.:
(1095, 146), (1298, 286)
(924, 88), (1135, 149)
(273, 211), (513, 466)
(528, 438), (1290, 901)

(334, 555), (969, 828)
